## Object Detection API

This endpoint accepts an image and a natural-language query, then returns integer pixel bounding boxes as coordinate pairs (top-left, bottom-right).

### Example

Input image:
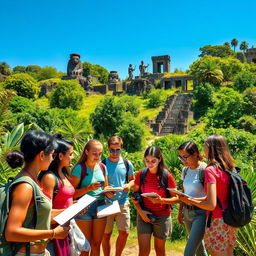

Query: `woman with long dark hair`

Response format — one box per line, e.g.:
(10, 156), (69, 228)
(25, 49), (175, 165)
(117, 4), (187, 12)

(5, 130), (69, 256)
(40, 134), (75, 256)
(132, 146), (177, 256)
(176, 135), (237, 256)
(177, 141), (207, 256)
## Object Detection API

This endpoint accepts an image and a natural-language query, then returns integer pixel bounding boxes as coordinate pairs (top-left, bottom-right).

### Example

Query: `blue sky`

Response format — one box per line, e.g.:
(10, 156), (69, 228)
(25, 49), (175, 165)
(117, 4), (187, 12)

(1, 0), (255, 79)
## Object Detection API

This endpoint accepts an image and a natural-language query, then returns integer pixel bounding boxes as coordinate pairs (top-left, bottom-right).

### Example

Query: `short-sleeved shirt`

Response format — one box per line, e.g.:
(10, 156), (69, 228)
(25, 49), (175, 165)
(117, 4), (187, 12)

(181, 161), (207, 198)
(104, 157), (134, 205)
(134, 168), (176, 216)
(72, 163), (108, 199)
(204, 166), (230, 218)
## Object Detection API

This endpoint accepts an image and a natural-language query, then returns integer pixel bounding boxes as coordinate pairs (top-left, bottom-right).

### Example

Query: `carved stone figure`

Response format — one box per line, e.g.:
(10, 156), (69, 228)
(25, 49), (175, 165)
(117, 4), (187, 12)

(84, 75), (93, 91)
(139, 61), (149, 76)
(128, 64), (135, 80)
(108, 71), (120, 83)
(67, 53), (83, 76)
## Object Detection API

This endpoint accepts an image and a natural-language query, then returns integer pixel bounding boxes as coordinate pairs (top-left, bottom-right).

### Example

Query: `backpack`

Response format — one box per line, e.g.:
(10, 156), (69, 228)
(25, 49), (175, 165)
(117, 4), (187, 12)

(140, 168), (171, 209)
(102, 157), (130, 183)
(0, 176), (41, 256)
(78, 162), (106, 188)
(207, 167), (254, 228)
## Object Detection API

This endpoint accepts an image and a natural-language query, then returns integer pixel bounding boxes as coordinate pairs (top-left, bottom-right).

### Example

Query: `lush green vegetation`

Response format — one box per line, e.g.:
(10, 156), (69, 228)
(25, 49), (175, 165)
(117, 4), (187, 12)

(0, 41), (256, 254)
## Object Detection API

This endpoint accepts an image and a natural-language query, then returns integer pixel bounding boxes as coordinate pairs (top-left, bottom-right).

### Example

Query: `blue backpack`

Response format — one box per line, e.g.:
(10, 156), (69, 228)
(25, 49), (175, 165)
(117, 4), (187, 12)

(0, 176), (41, 256)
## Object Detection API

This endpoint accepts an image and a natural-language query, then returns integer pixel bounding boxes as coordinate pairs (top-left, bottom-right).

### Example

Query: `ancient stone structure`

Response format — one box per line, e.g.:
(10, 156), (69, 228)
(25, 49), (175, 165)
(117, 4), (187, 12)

(67, 53), (83, 76)
(161, 75), (194, 91)
(108, 71), (120, 83)
(126, 78), (153, 96)
(151, 55), (170, 73)
(151, 94), (193, 135)
(245, 47), (256, 63)
(39, 80), (58, 97)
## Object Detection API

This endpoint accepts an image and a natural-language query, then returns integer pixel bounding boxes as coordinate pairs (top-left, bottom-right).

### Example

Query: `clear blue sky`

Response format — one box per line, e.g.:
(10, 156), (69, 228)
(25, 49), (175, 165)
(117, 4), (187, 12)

(1, 0), (255, 79)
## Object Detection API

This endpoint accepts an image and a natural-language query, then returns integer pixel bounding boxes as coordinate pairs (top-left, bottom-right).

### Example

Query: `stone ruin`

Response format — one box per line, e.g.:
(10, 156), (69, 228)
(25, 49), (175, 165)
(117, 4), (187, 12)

(245, 47), (256, 64)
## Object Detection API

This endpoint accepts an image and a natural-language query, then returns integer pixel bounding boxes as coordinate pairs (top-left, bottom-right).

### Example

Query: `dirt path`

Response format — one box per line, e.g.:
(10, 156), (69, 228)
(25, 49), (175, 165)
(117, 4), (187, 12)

(103, 244), (183, 256)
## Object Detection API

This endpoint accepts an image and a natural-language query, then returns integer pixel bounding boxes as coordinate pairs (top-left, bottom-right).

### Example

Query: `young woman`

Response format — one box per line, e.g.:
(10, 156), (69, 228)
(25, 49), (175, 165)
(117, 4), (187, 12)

(69, 139), (112, 256)
(132, 146), (178, 256)
(40, 134), (75, 256)
(5, 130), (69, 256)
(177, 141), (208, 256)
(176, 135), (237, 256)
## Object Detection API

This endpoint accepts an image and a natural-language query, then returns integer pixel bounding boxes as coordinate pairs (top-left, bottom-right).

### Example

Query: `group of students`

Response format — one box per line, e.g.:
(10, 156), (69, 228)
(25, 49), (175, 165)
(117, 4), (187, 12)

(4, 130), (237, 256)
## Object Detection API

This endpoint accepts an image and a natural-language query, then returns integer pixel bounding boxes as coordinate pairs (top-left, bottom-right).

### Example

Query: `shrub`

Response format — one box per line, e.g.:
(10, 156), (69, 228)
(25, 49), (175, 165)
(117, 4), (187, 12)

(117, 114), (145, 153)
(243, 87), (256, 117)
(3, 73), (38, 98)
(147, 89), (167, 108)
(117, 95), (141, 117)
(50, 80), (85, 110)
(238, 116), (256, 134)
(233, 71), (256, 92)
(38, 66), (59, 81)
(90, 97), (125, 138)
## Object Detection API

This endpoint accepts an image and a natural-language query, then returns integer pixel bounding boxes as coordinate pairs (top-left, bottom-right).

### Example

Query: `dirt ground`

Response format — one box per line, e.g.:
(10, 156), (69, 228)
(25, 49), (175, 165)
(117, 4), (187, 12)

(102, 244), (183, 256)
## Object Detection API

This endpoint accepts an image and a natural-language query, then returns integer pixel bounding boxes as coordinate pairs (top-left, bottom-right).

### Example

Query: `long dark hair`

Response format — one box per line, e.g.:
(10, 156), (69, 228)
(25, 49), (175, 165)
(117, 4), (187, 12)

(177, 141), (203, 160)
(205, 135), (235, 171)
(144, 146), (167, 185)
(6, 130), (57, 169)
(47, 134), (74, 181)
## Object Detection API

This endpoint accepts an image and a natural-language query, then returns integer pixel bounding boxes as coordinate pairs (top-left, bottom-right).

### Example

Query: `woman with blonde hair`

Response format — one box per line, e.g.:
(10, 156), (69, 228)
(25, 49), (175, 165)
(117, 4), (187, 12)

(70, 139), (112, 256)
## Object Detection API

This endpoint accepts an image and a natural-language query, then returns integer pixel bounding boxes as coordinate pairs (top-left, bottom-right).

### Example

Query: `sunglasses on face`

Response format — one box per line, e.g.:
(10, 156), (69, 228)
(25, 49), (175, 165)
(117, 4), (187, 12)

(178, 155), (191, 162)
(109, 148), (121, 153)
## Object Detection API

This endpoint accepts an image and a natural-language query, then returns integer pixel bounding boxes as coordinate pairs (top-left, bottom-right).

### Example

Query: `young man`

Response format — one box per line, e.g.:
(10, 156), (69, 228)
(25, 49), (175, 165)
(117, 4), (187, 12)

(102, 136), (134, 256)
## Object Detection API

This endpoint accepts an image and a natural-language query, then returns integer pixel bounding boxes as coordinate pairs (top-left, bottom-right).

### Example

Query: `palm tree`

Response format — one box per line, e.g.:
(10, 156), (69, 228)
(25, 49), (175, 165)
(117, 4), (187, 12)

(231, 38), (238, 52)
(240, 41), (249, 54)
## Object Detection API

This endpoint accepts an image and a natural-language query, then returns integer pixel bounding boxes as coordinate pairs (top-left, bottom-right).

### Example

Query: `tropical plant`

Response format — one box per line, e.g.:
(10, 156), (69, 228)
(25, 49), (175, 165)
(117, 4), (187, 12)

(199, 45), (234, 58)
(231, 38), (238, 52)
(0, 62), (11, 76)
(233, 71), (256, 92)
(146, 89), (168, 108)
(240, 41), (249, 54)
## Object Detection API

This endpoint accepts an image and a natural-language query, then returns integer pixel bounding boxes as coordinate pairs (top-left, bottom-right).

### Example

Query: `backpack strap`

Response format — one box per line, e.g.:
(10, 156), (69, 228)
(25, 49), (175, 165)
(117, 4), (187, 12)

(122, 157), (130, 183)
(140, 168), (148, 192)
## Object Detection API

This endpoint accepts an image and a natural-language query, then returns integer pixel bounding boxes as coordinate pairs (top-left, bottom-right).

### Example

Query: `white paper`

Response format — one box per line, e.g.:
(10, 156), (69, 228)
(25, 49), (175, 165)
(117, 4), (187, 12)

(97, 200), (120, 218)
(54, 194), (97, 225)
(141, 192), (159, 198)
(167, 188), (189, 197)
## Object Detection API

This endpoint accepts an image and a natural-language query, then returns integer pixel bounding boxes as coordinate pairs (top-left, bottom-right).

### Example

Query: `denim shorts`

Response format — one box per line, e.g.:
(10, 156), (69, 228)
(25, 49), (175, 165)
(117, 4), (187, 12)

(137, 214), (172, 240)
(75, 199), (106, 221)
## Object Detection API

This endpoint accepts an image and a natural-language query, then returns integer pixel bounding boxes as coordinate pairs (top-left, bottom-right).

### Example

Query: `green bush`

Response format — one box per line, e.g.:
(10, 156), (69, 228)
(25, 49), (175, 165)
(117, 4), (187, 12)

(117, 114), (145, 153)
(83, 62), (108, 84)
(90, 97), (125, 138)
(37, 66), (59, 81)
(50, 80), (85, 110)
(238, 116), (256, 134)
(147, 89), (167, 108)
(233, 71), (256, 92)
(243, 87), (256, 117)
(117, 95), (141, 117)
(3, 73), (38, 99)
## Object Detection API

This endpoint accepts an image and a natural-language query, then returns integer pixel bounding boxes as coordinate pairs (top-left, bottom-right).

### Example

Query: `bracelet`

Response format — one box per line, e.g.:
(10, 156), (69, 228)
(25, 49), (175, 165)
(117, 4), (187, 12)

(51, 229), (55, 239)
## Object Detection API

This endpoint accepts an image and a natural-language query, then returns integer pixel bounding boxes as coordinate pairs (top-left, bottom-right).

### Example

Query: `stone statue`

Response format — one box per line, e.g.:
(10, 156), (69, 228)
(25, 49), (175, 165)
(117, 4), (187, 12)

(67, 53), (83, 76)
(128, 64), (135, 80)
(139, 61), (149, 76)
(108, 71), (120, 83)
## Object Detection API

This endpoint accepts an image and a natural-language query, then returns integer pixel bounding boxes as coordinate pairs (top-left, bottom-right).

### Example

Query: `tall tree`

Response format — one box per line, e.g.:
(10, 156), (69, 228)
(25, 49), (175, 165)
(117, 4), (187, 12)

(240, 41), (249, 54)
(231, 38), (238, 51)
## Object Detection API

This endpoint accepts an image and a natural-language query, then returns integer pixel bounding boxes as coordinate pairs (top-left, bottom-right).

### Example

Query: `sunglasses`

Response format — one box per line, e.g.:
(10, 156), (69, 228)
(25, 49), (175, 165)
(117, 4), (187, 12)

(178, 155), (191, 162)
(109, 148), (122, 153)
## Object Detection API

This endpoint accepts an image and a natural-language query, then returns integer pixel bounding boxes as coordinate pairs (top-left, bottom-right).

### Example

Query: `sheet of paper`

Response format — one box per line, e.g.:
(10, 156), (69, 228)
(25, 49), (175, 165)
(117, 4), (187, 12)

(96, 187), (123, 196)
(141, 192), (159, 198)
(54, 194), (96, 225)
(167, 188), (189, 197)
(97, 200), (121, 218)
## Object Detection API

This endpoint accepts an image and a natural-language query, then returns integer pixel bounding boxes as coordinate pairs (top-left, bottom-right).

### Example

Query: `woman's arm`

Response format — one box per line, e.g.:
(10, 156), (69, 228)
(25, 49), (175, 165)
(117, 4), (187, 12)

(5, 183), (69, 242)
(179, 183), (217, 211)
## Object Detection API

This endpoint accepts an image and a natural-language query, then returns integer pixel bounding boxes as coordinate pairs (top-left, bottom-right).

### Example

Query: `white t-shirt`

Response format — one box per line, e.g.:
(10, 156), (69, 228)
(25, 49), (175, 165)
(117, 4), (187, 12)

(181, 162), (207, 198)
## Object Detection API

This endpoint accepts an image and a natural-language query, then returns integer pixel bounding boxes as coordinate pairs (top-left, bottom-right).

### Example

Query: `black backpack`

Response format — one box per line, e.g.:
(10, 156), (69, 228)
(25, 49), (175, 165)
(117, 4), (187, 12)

(102, 157), (130, 183)
(207, 167), (254, 228)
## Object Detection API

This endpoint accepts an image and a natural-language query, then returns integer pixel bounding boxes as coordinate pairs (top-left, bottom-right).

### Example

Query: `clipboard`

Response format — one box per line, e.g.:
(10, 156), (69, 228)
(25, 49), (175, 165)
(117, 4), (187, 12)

(97, 200), (121, 218)
(167, 188), (189, 197)
(141, 192), (158, 198)
(53, 194), (96, 225)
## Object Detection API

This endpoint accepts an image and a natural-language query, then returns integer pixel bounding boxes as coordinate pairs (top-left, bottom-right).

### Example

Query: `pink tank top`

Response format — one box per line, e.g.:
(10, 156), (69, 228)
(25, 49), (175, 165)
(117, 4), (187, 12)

(52, 180), (75, 209)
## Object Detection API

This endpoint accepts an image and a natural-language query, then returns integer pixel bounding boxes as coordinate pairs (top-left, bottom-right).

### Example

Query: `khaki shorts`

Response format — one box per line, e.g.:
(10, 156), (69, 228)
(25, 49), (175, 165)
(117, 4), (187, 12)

(204, 218), (237, 252)
(105, 201), (130, 233)
(16, 249), (50, 256)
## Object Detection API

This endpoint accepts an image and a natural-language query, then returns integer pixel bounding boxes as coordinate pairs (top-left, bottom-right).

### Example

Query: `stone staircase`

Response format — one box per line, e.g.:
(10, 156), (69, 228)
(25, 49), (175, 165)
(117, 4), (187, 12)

(150, 94), (193, 136)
